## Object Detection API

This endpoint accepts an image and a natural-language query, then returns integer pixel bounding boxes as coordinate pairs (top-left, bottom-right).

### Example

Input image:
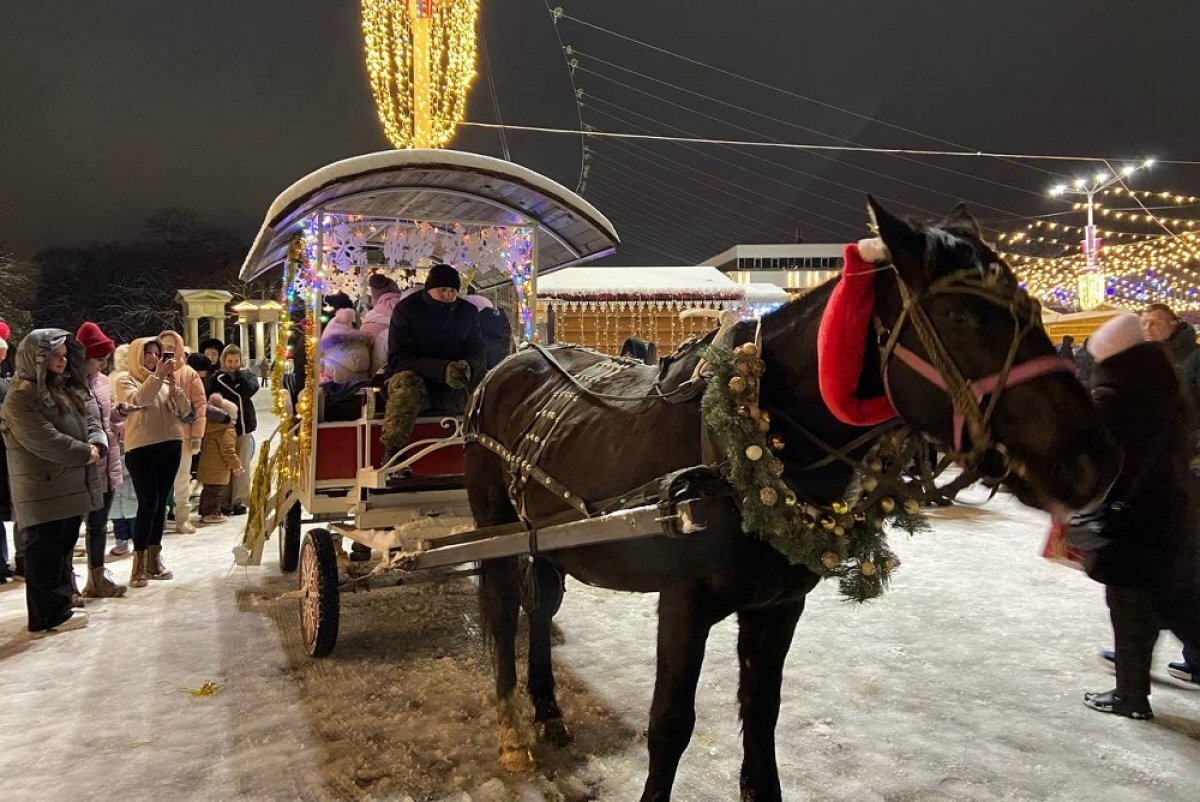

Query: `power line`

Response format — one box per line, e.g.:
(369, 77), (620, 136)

(461, 120), (1200, 166)
(572, 48), (1048, 204)
(580, 98), (924, 228)
(553, 10), (1074, 179)
(588, 151), (800, 240)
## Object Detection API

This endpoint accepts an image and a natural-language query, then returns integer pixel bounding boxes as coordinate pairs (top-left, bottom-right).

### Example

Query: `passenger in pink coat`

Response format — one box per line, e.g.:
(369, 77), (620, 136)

(360, 273), (405, 376)
(77, 321), (127, 598)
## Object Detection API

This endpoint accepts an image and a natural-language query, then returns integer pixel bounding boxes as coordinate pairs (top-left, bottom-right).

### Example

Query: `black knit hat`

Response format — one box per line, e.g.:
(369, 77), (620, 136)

(198, 337), (225, 355)
(323, 292), (355, 312)
(424, 264), (461, 292)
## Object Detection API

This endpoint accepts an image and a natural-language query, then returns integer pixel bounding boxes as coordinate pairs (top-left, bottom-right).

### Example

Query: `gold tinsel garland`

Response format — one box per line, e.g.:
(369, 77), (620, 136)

(700, 344), (928, 602)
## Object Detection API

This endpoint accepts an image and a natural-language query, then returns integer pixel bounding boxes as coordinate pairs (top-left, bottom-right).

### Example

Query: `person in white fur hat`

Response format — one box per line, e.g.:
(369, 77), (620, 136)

(1070, 313), (1200, 719)
(319, 306), (374, 386)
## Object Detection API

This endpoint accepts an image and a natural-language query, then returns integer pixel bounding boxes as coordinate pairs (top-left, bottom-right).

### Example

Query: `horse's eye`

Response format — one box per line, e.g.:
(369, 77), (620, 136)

(939, 308), (973, 327)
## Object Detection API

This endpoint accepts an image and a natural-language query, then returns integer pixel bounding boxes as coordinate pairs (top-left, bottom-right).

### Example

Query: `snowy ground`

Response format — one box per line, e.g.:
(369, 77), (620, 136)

(1, 399), (1198, 800)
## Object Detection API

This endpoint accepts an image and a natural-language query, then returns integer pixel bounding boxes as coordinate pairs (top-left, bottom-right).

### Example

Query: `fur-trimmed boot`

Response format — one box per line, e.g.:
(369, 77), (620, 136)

(83, 566), (128, 598)
(129, 551), (149, 588)
(146, 545), (173, 581)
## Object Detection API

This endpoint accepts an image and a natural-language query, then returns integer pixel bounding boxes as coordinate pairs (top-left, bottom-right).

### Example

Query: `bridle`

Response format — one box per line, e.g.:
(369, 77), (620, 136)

(875, 245), (1073, 481)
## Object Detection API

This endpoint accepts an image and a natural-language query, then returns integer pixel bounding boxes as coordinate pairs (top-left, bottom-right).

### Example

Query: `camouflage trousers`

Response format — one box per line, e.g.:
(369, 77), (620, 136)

(381, 371), (468, 451)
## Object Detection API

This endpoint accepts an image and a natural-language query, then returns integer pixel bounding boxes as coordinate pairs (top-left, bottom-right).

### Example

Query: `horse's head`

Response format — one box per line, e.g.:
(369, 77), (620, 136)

(868, 198), (1118, 513)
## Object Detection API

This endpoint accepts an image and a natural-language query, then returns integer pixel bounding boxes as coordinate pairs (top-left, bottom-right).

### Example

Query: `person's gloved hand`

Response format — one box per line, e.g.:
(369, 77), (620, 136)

(444, 360), (471, 390)
(190, 437), (202, 455)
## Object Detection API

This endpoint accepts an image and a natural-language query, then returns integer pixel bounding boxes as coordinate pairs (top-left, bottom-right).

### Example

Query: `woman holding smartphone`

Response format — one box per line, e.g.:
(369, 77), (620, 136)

(116, 337), (189, 587)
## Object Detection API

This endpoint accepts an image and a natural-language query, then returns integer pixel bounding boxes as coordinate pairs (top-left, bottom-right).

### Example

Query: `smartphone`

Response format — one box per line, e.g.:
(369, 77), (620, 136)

(163, 351), (175, 361)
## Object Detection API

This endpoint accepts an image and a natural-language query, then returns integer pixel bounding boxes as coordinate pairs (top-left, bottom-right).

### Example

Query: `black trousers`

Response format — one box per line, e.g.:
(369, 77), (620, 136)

(24, 516), (83, 632)
(84, 490), (115, 570)
(1108, 584), (1200, 698)
(125, 440), (182, 551)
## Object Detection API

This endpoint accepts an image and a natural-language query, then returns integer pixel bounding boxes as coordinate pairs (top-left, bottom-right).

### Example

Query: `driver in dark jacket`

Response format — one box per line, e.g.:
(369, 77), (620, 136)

(383, 263), (484, 455)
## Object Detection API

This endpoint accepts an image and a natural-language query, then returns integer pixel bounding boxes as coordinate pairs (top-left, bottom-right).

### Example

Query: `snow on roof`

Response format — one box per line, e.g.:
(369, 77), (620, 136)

(538, 266), (744, 301)
(741, 283), (791, 304)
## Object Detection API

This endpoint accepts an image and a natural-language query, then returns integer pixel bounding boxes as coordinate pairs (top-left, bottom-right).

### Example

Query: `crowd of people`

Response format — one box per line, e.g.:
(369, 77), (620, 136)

(0, 266), (1192, 724)
(0, 263), (504, 635)
(0, 319), (258, 634)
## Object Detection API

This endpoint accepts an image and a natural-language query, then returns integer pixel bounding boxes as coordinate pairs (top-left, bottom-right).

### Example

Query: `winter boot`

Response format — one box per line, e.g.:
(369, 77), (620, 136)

(70, 570), (86, 608)
(82, 566), (127, 598)
(1167, 661), (1199, 685)
(146, 545), (173, 581)
(382, 371), (428, 460)
(129, 551), (149, 588)
(31, 610), (90, 638)
(109, 539), (131, 557)
(1083, 689), (1154, 720)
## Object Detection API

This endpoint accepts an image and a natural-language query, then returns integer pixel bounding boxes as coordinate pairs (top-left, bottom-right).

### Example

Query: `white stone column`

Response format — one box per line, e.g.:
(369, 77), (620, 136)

(185, 317), (200, 351)
(211, 316), (226, 343)
(255, 321), (266, 363)
(239, 321), (250, 353)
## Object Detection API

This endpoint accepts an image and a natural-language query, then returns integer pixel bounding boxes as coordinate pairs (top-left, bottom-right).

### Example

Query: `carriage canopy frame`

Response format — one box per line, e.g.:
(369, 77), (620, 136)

(239, 149), (620, 290)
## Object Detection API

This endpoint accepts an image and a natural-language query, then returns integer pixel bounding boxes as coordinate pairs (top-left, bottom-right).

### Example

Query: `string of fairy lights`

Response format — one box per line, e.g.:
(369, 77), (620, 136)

(360, 0), (479, 149)
(1000, 187), (1200, 311)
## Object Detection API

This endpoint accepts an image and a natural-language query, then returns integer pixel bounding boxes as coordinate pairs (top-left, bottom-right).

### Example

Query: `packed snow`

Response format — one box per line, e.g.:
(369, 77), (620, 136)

(1, 398), (1198, 800)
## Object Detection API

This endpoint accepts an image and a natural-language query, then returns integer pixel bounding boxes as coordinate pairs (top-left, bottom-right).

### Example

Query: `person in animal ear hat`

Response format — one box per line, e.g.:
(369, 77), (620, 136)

(382, 263), (484, 457)
(1072, 314), (1200, 719)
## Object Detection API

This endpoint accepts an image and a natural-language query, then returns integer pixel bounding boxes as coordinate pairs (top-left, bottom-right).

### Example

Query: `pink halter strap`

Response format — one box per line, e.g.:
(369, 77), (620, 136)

(888, 344), (1075, 453)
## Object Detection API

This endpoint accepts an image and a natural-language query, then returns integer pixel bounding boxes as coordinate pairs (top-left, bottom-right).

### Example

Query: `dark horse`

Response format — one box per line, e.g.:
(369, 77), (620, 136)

(464, 200), (1118, 801)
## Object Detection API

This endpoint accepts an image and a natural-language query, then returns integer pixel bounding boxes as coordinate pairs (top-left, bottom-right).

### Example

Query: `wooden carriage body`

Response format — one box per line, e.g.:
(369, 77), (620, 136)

(232, 150), (620, 569)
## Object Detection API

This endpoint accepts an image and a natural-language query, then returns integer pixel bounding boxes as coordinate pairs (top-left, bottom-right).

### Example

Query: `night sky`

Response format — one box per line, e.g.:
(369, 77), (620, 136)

(2, 1), (1197, 265)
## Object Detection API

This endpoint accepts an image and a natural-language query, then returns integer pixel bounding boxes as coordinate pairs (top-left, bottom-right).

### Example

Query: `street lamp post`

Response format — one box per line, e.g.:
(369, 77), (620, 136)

(1049, 159), (1154, 309)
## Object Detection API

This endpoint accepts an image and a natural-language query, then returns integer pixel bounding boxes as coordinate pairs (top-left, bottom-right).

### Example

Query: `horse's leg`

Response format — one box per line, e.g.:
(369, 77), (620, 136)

(525, 557), (573, 746)
(468, 446), (535, 772)
(736, 600), (804, 802)
(480, 557), (535, 772)
(640, 587), (717, 802)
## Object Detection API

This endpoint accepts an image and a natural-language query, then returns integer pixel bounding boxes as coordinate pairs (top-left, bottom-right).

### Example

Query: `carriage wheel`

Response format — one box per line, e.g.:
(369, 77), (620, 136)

(278, 502), (302, 573)
(298, 528), (340, 658)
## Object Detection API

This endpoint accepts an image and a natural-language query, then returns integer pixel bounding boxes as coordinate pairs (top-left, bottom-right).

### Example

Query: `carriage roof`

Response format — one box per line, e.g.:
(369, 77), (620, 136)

(239, 149), (620, 288)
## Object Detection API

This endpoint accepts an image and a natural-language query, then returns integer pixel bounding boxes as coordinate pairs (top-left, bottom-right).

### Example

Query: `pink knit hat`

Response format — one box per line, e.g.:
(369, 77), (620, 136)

(1087, 313), (1146, 362)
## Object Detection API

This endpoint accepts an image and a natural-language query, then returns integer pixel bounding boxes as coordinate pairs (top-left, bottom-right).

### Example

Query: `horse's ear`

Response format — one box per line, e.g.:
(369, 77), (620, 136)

(867, 196), (925, 280)
(943, 202), (982, 236)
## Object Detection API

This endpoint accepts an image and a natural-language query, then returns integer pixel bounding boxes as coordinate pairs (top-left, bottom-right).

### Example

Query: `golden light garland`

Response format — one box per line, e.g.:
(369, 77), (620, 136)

(361, 0), (480, 149)
(1002, 186), (1200, 311)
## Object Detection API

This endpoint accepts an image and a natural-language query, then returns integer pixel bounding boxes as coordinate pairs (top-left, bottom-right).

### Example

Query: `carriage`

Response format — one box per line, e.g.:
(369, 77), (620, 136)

(231, 150), (721, 656)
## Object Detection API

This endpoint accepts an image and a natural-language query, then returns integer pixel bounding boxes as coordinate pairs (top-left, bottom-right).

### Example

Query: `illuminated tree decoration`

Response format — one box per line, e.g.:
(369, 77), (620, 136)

(361, 0), (480, 149)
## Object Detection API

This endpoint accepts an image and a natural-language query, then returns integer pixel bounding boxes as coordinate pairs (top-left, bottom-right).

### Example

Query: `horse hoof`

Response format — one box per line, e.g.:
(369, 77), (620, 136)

(499, 745), (536, 773)
(538, 718), (574, 747)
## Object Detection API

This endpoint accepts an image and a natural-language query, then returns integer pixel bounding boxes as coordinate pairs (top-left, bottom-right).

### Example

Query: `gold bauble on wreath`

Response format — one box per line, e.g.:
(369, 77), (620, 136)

(759, 487), (779, 506)
(861, 561), (877, 576)
(879, 497), (896, 514)
(821, 551), (840, 570)
(744, 444), (764, 461)
(903, 498), (921, 515)
(729, 376), (747, 394)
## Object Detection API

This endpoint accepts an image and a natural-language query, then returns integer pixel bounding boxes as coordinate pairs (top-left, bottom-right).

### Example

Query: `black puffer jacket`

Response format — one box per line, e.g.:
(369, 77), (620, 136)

(386, 292), (485, 389)
(0, 377), (10, 522)
(479, 307), (513, 370)
(207, 369), (259, 435)
(1081, 342), (1198, 591)
(1162, 323), (1200, 414)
